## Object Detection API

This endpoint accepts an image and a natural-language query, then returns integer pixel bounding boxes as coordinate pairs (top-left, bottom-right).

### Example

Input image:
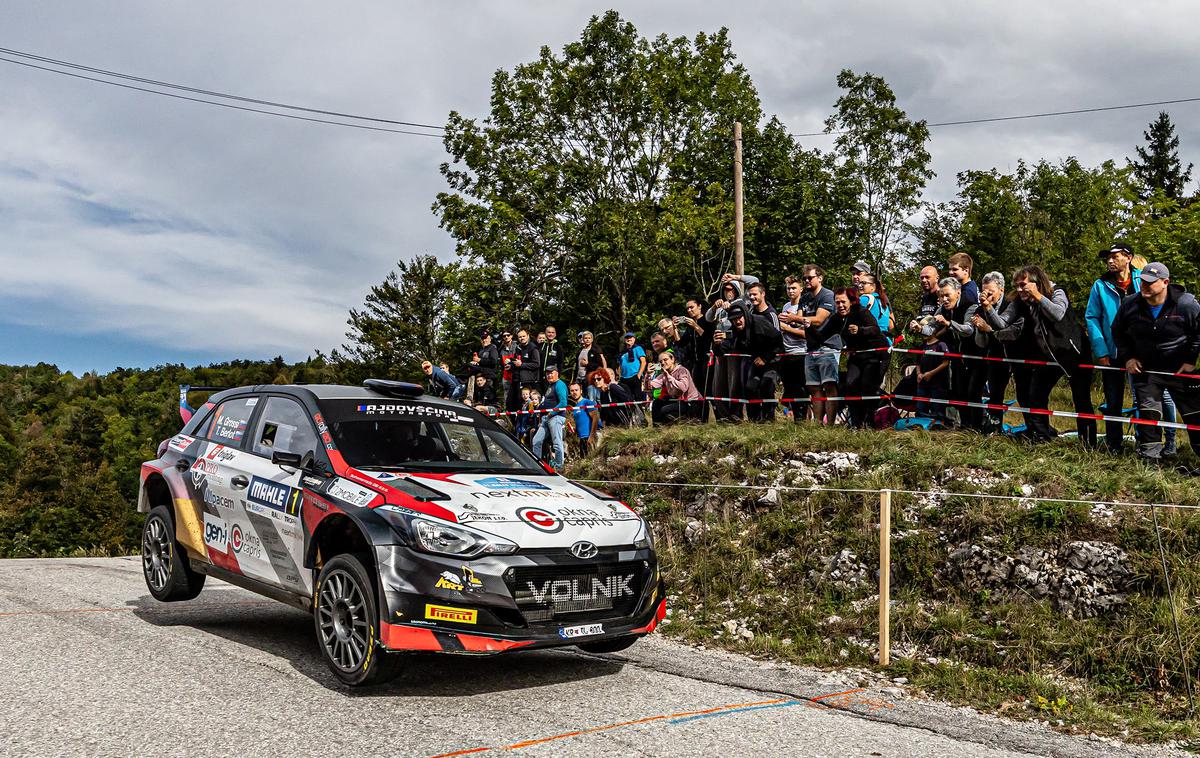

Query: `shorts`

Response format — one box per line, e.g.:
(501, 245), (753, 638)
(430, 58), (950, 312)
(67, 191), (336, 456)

(805, 350), (840, 386)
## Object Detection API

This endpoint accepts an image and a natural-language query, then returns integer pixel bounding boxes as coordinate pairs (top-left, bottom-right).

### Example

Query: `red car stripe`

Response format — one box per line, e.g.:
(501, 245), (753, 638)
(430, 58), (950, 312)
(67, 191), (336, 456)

(379, 622), (444, 651)
(630, 599), (667, 635)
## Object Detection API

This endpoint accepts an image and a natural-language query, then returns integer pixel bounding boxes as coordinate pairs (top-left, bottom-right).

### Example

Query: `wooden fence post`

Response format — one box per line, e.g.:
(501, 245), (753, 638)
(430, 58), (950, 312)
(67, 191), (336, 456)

(879, 489), (892, 667)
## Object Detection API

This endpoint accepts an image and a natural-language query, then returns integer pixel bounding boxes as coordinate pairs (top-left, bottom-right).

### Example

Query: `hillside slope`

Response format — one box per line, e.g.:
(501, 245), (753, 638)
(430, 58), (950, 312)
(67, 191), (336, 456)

(565, 424), (1200, 743)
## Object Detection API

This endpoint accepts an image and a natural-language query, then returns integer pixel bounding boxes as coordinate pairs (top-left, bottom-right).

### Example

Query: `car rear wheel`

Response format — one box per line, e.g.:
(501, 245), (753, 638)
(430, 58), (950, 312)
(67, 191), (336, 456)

(577, 635), (640, 654)
(142, 505), (205, 601)
(314, 553), (401, 687)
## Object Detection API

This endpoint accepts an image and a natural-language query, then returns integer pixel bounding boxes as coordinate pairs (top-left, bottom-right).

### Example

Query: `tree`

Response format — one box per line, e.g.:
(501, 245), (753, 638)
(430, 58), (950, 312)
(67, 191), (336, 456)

(825, 70), (933, 275)
(435, 11), (762, 335)
(743, 118), (859, 291)
(1128, 111), (1193, 202)
(333, 255), (461, 382)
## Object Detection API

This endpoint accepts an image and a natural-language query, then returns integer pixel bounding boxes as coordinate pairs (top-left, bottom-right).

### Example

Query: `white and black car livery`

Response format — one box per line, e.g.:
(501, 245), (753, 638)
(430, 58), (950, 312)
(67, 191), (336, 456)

(138, 379), (664, 685)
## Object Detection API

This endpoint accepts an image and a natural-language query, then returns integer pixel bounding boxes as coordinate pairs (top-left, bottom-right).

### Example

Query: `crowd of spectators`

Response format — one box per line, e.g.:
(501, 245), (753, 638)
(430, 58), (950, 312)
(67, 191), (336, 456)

(422, 244), (1200, 473)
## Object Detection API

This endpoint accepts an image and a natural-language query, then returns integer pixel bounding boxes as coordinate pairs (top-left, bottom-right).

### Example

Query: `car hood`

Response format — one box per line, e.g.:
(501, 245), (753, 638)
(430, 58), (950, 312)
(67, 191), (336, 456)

(369, 471), (643, 548)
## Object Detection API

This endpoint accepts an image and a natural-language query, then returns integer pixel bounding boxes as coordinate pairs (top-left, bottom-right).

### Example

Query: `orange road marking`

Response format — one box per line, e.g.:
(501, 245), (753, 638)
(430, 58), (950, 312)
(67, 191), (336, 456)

(427, 691), (874, 757)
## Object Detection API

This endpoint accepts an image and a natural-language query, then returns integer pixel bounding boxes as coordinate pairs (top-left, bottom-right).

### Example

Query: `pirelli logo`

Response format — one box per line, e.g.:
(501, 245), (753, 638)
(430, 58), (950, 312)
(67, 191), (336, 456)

(425, 604), (477, 625)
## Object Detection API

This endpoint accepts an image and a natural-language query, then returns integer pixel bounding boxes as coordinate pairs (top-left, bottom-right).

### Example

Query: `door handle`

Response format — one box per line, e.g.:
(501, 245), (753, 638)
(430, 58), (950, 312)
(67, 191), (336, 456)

(231, 475), (250, 489)
(175, 458), (193, 472)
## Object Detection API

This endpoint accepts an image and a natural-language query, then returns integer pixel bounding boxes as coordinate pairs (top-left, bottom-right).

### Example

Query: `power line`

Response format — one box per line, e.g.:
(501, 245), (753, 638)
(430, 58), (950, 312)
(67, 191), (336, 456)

(0, 46), (445, 131)
(0, 55), (445, 137)
(791, 95), (1200, 138)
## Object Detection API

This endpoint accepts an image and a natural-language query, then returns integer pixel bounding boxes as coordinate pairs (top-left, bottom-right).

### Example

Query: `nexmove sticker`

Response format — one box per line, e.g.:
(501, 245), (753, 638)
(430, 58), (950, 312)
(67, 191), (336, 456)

(477, 477), (550, 491)
(203, 512), (229, 551)
(327, 480), (376, 508)
(247, 477), (301, 517)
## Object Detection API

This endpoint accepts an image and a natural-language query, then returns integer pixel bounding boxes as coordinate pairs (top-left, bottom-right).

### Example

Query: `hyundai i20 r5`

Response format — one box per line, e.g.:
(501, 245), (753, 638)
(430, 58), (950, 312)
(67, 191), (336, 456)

(138, 379), (664, 685)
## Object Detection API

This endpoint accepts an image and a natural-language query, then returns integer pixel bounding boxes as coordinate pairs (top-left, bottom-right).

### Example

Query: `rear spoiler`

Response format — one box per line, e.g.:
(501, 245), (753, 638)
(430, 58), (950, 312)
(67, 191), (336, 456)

(179, 385), (228, 423)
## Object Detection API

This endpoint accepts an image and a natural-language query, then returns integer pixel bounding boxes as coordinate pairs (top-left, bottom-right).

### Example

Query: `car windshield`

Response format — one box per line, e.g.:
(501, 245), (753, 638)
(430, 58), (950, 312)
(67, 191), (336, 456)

(319, 399), (543, 473)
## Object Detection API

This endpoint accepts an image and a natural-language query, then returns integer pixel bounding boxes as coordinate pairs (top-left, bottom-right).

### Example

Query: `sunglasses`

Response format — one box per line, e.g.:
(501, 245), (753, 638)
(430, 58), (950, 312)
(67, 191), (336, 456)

(802, 275), (818, 281)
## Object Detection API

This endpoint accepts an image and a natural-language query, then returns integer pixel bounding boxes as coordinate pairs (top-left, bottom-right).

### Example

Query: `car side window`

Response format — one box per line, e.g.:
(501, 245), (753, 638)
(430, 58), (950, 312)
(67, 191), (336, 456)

(207, 397), (258, 445)
(252, 397), (320, 458)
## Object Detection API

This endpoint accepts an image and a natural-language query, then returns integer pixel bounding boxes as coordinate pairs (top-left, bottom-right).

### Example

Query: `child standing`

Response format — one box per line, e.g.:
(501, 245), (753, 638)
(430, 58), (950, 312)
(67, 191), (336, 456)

(916, 331), (951, 423)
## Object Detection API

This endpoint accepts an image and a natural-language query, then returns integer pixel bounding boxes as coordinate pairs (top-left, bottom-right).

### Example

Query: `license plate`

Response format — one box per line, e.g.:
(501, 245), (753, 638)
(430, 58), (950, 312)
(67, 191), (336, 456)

(559, 623), (604, 640)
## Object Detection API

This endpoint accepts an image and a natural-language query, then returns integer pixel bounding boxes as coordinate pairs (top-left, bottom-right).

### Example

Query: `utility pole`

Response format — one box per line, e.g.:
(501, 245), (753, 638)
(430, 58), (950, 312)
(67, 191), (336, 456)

(733, 121), (744, 276)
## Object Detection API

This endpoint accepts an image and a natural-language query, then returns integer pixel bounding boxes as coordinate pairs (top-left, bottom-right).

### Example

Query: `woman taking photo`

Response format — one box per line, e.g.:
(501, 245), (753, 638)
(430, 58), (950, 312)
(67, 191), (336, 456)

(984, 265), (1096, 445)
(812, 288), (891, 429)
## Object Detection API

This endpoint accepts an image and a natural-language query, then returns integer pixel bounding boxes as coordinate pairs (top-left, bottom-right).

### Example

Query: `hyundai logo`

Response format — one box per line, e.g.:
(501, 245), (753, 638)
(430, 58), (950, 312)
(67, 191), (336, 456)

(569, 541), (598, 560)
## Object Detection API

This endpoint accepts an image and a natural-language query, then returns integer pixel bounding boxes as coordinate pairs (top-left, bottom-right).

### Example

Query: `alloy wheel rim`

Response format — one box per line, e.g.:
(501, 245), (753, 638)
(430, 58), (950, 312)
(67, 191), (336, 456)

(316, 570), (370, 672)
(142, 517), (171, 591)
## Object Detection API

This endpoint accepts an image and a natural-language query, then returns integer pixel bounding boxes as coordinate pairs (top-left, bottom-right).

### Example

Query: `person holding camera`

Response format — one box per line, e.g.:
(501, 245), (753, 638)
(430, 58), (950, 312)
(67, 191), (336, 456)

(971, 271), (1019, 430)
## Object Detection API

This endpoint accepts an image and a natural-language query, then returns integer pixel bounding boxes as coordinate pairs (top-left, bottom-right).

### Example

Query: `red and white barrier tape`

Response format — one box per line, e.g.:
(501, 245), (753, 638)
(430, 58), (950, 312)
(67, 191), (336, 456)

(703, 395), (889, 405)
(710, 345), (1200, 380)
(889, 394), (1200, 432)
(484, 399), (651, 418)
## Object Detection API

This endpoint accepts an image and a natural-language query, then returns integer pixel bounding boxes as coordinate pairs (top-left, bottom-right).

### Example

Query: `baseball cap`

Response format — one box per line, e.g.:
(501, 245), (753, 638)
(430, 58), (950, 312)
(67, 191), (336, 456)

(623, 331), (636, 339)
(1108, 242), (1133, 255)
(727, 304), (747, 319)
(851, 259), (872, 274)
(544, 365), (559, 374)
(1141, 262), (1170, 283)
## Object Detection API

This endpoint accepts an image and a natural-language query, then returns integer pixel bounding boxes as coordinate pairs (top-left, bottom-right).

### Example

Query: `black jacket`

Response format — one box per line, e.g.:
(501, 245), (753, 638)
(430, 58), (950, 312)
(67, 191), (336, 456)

(815, 307), (889, 355)
(713, 312), (782, 365)
(472, 343), (501, 381)
(514, 342), (541, 385)
(1112, 284), (1200, 372)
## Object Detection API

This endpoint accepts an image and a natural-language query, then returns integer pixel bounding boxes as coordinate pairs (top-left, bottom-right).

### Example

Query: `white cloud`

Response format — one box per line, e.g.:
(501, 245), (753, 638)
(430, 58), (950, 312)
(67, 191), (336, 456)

(2, 1), (1199, 366)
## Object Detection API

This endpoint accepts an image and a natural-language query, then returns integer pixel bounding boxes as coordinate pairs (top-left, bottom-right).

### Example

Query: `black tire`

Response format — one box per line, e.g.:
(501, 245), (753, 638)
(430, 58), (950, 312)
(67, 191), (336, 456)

(313, 553), (401, 687)
(142, 505), (206, 601)
(577, 635), (640, 654)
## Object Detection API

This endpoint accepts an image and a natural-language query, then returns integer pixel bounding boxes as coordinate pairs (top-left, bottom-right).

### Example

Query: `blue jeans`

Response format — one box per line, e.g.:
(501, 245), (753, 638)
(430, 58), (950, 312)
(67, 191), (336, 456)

(533, 414), (566, 469)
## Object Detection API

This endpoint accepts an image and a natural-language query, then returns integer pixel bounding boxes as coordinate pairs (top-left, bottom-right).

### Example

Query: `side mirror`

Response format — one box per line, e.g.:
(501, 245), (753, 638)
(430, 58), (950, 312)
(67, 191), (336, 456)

(273, 449), (326, 476)
(271, 450), (304, 467)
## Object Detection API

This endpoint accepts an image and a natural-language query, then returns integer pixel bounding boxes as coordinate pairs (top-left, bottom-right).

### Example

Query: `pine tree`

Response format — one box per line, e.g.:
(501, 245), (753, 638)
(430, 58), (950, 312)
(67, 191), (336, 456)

(1129, 111), (1193, 201)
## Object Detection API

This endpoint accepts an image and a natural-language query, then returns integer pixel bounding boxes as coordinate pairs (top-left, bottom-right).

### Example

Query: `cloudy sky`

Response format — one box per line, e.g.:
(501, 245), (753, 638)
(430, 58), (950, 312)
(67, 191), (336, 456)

(3, 1), (1197, 373)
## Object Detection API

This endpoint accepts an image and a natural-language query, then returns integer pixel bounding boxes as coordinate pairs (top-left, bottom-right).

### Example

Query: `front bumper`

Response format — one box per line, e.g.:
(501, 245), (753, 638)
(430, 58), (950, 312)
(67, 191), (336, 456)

(375, 544), (665, 654)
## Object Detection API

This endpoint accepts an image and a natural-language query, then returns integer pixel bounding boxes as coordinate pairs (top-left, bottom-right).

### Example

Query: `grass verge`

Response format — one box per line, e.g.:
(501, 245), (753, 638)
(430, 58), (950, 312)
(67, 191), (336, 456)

(566, 421), (1200, 743)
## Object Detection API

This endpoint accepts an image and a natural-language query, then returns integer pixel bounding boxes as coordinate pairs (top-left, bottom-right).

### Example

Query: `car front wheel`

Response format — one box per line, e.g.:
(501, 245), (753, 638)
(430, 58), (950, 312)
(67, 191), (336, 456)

(142, 505), (205, 601)
(313, 553), (400, 686)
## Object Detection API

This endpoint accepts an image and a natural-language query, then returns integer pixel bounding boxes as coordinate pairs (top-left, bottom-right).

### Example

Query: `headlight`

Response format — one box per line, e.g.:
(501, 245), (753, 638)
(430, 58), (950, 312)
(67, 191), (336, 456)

(410, 517), (518, 559)
(633, 520), (654, 549)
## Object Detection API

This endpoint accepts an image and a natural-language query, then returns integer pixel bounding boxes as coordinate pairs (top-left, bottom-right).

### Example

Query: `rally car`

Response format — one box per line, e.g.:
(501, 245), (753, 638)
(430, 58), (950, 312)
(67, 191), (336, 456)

(138, 379), (664, 685)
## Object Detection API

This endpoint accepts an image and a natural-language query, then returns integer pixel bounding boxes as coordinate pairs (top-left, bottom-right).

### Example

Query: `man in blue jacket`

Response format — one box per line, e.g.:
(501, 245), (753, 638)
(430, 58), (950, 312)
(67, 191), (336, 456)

(1085, 243), (1143, 453)
(422, 360), (463, 400)
(532, 365), (569, 470)
(1111, 262), (1200, 465)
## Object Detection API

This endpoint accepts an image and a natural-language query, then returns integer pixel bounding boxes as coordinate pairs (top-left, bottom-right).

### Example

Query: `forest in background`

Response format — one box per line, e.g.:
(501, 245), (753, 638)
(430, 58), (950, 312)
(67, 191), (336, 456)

(3, 11), (1198, 557)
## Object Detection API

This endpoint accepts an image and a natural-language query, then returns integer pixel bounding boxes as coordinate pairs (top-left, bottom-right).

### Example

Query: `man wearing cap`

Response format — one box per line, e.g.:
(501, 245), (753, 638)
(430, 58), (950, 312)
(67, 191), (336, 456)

(1112, 262), (1200, 464)
(712, 304), (751, 421)
(422, 360), (463, 400)
(469, 331), (501, 403)
(1085, 243), (1143, 453)
(532, 365), (569, 470)
(617, 332), (647, 402)
(498, 330), (519, 412)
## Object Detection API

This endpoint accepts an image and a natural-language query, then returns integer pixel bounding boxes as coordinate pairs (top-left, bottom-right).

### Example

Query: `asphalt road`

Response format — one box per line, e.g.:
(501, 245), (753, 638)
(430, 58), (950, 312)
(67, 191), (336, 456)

(0, 558), (1183, 757)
